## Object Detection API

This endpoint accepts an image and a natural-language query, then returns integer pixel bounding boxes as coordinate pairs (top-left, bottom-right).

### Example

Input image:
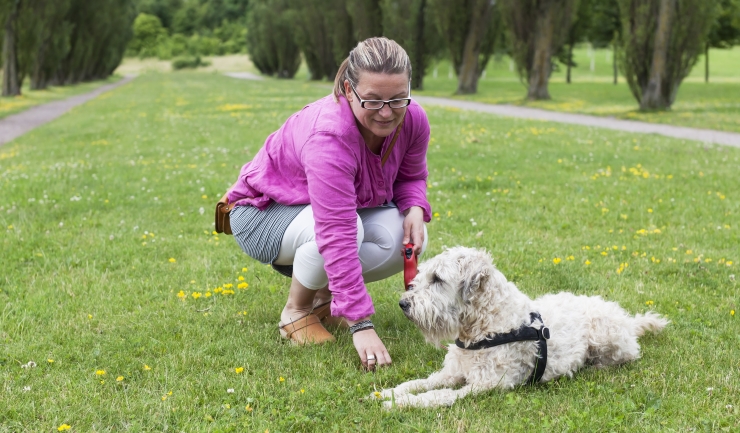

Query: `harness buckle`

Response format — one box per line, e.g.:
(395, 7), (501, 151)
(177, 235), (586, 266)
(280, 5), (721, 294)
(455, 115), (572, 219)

(539, 327), (551, 340)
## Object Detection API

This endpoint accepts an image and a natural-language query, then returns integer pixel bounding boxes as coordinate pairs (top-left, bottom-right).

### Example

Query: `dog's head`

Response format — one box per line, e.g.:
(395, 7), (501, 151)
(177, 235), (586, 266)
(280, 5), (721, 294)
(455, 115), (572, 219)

(398, 246), (498, 345)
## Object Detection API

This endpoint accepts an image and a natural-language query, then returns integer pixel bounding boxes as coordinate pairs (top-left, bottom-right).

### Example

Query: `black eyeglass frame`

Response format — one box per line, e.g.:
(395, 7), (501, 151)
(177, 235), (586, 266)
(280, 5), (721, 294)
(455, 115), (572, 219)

(348, 81), (412, 110)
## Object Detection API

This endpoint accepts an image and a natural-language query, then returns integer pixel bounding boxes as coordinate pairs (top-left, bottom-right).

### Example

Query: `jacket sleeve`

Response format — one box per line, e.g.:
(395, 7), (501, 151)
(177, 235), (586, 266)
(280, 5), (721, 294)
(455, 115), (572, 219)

(301, 132), (375, 321)
(392, 108), (432, 222)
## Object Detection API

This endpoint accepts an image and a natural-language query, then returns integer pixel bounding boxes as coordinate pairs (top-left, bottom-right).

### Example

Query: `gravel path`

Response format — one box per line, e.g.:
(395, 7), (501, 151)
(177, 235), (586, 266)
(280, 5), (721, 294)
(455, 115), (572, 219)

(0, 75), (136, 146)
(412, 96), (740, 148)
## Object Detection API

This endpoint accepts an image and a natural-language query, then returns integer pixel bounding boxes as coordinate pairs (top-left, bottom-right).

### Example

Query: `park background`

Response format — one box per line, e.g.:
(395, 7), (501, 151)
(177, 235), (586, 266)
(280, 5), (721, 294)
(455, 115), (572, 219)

(1, 0), (739, 432)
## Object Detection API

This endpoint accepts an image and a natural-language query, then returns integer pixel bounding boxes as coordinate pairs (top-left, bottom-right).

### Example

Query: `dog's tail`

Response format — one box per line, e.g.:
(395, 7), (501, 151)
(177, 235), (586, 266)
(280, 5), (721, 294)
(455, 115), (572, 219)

(632, 312), (669, 336)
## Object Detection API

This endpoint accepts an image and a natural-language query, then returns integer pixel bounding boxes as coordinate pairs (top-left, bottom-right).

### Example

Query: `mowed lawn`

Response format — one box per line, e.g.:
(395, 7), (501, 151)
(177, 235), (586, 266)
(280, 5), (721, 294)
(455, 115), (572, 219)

(1, 72), (738, 432)
(418, 46), (740, 133)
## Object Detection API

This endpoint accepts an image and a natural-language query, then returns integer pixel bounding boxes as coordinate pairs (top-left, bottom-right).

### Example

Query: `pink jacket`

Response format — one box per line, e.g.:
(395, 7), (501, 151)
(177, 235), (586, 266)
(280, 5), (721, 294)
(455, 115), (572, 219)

(228, 94), (431, 320)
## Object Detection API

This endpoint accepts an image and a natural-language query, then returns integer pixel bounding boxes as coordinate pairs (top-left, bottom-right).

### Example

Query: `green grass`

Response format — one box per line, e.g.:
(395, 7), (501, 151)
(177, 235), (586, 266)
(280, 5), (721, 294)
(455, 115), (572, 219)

(0, 75), (124, 120)
(1, 72), (739, 432)
(418, 46), (740, 133)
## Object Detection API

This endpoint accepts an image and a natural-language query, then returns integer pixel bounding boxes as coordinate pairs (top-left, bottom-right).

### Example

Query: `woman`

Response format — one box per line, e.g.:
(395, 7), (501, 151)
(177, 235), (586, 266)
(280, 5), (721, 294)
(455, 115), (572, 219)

(227, 37), (431, 370)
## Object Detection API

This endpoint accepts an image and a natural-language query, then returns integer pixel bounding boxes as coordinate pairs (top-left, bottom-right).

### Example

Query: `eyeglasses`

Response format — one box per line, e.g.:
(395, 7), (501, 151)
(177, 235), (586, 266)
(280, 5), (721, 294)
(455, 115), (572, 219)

(349, 82), (411, 110)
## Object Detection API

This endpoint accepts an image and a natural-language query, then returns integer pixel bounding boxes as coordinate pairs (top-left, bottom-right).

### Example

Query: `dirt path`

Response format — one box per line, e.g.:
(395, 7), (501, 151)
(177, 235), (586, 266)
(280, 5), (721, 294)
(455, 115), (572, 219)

(0, 75), (136, 146)
(412, 96), (740, 148)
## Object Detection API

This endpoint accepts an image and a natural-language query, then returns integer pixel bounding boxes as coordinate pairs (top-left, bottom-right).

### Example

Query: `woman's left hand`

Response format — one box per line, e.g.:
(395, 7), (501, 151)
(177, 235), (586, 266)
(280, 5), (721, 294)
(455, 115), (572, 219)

(402, 206), (425, 256)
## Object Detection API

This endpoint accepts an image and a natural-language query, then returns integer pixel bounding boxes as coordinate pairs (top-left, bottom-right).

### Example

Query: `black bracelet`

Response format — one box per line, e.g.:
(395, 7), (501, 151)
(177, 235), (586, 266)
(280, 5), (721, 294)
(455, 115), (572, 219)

(349, 320), (374, 334)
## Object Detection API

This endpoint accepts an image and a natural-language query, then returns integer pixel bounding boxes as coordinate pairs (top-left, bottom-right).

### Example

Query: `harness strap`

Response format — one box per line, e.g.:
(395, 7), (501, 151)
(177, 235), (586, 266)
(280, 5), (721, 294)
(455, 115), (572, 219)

(455, 312), (550, 385)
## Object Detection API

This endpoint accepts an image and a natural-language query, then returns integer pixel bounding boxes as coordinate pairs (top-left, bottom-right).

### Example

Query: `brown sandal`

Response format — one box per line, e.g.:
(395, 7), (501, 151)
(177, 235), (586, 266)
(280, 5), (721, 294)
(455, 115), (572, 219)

(312, 301), (348, 328)
(279, 314), (335, 345)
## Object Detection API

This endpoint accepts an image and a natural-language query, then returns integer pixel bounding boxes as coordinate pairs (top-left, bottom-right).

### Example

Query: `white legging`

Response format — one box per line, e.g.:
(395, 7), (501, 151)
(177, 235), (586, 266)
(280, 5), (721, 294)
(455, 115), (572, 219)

(273, 205), (428, 289)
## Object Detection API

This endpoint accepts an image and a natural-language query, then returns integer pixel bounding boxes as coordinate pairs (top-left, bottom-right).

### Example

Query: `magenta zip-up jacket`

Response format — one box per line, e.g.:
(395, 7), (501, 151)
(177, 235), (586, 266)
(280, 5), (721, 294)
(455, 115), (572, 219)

(227, 94), (431, 321)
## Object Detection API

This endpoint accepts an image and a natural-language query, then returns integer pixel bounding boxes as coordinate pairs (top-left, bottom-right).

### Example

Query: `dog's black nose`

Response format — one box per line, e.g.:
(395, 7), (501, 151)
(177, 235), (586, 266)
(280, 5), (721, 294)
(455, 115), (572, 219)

(399, 299), (410, 312)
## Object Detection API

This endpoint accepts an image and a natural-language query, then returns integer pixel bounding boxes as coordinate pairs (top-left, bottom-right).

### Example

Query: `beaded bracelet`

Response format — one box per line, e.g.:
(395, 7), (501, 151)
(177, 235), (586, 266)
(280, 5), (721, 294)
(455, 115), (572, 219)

(349, 320), (374, 334)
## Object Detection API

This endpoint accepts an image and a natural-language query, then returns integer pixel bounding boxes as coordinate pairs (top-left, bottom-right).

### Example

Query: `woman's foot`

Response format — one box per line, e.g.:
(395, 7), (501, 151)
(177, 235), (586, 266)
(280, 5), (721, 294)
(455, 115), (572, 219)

(279, 278), (334, 344)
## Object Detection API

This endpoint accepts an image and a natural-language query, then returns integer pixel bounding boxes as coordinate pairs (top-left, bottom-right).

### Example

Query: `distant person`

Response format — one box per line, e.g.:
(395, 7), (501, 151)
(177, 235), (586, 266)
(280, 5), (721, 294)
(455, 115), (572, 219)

(226, 37), (430, 370)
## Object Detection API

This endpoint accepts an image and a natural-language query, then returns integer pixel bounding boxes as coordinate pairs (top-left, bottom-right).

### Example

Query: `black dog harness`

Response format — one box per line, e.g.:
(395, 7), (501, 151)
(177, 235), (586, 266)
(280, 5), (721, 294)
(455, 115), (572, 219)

(455, 312), (551, 385)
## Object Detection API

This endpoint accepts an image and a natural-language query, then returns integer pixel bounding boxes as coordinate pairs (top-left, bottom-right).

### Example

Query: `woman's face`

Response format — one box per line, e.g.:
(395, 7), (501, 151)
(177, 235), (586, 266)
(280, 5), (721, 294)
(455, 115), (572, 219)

(344, 72), (409, 144)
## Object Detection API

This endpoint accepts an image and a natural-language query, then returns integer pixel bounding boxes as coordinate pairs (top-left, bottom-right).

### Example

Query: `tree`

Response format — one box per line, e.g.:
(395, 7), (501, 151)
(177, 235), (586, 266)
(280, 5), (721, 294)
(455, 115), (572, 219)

(380, 0), (443, 90)
(128, 13), (167, 57)
(2, 0), (22, 96)
(589, 0), (621, 84)
(619, 0), (718, 110)
(705, 0), (740, 82)
(290, 0), (355, 81)
(29, 0), (73, 90)
(346, 0), (382, 41)
(246, 0), (301, 78)
(428, 0), (500, 94)
(560, 0), (591, 84)
(500, 0), (579, 100)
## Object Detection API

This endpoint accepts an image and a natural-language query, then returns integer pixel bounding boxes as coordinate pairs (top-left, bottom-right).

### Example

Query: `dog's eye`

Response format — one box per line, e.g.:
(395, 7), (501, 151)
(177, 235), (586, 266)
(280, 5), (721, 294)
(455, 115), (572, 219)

(431, 273), (442, 284)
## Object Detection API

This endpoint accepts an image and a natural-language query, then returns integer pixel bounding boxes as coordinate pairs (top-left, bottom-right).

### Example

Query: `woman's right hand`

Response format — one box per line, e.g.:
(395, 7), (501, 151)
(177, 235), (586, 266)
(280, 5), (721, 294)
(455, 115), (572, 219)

(351, 326), (391, 371)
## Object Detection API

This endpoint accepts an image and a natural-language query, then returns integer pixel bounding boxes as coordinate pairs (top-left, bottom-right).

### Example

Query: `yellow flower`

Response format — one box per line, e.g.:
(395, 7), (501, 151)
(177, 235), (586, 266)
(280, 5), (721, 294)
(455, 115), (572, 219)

(205, 292), (212, 297)
(238, 275), (245, 281)
(279, 376), (285, 382)
(235, 367), (244, 374)
(601, 252), (608, 256)
(224, 283), (234, 289)
(116, 376), (124, 382)
(645, 300), (654, 306)
(168, 258), (176, 263)
(584, 260), (591, 265)
(552, 258), (562, 264)
(95, 370), (106, 376)
(300, 389), (305, 394)
(48, 359), (54, 363)
(373, 391), (381, 398)
(202, 195), (208, 199)
(242, 267), (248, 272)
(647, 209), (653, 213)
(161, 396), (167, 401)
(221, 289), (235, 295)
(88, 314), (93, 319)
(730, 310), (735, 316)
(57, 424), (71, 431)
(143, 364), (151, 371)
(245, 404), (253, 412)
(566, 256), (575, 261)
(177, 290), (186, 299)
(191, 291), (202, 299)
(237, 282), (248, 289)
(727, 261), (733, 266)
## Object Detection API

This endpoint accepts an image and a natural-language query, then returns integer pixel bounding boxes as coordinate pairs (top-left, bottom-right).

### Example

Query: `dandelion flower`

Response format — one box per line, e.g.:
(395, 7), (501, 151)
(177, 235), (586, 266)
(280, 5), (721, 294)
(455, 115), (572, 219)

(731, 310), (735, 316)
(242, 267), (248, 272)
(279, 376), (285, 382)
(143, 365), (151, 371)
(585, 260), (591, 265)
(237, 282), (248, 289)
(552, 258), (562, 264)
(245, 405), (253, 412)
(235, 367), (244, 374)
(116, 376), (124, 382)
(96, 370), (106, 376)
(238, 276), (245, 281)
(177, 290), (186, 299)
(373, 391), (381, 398)
(300, 389), (305, 394)
(191, 291), (202, 299)
(168, 258), (176, 263)
(47, 359), (54, 363)
(57, 424), (71, 431)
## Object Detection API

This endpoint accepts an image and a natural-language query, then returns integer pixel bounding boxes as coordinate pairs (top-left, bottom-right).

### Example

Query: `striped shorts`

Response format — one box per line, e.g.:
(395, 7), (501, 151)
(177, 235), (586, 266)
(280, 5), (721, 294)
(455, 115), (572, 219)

(229, 202), (308, 277)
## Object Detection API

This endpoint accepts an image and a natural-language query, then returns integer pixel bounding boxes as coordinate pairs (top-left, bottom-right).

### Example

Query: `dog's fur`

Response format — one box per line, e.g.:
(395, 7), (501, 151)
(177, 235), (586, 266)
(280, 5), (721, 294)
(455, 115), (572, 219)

(373, 247), (668, 408)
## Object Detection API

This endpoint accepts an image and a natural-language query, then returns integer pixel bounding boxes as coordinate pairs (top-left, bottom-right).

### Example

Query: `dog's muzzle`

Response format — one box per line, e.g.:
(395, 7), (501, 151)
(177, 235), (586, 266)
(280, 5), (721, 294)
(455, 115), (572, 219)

(399, 299), (411, 312)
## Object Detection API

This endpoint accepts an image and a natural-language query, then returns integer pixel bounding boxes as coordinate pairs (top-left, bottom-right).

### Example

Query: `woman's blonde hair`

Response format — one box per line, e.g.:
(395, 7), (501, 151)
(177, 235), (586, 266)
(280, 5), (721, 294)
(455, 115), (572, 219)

(332, 37), (411, 101)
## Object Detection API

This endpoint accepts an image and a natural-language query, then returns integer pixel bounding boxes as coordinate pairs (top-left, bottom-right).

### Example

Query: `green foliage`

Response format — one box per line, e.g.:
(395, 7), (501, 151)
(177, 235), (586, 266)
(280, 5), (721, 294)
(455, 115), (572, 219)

(619, 0), (719, 109)
(128, 13), (168, 57)
(346, 0), (383, 41)
(290, 0), (355, 81)
(171, 55), (210, 69)
(245, 0), (301, 78)
(380, 0), (444, 90)
(707, 0), (740, 48)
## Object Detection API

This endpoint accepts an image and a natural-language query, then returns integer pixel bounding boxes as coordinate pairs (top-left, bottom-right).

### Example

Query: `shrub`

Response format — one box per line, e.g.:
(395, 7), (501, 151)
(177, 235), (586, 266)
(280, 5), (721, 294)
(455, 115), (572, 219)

(171, 56), (211, 70)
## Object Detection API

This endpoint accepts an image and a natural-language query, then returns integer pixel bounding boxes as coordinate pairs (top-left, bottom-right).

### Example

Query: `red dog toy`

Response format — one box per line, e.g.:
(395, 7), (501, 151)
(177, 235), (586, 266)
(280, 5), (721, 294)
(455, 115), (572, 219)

(403, 243), (418, 290)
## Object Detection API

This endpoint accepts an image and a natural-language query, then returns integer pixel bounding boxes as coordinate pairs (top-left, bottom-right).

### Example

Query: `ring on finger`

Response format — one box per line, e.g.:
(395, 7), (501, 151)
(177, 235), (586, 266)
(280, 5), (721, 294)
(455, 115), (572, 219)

(367, 355), (376, 361)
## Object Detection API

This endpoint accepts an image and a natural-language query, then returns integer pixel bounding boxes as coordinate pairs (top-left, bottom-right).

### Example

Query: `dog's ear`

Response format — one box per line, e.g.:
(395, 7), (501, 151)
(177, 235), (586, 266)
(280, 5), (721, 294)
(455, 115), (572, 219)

(459, 253), (491, 304)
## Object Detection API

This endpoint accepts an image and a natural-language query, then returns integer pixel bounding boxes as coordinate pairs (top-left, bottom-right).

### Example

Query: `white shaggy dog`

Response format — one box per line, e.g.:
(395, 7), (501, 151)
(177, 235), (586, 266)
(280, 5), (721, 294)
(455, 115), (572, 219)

(373, 247), (668, 408)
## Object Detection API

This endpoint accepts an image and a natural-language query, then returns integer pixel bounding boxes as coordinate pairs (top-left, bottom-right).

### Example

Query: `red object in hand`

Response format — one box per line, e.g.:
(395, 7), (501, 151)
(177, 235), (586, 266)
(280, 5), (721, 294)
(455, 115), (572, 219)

(403, 243), (418, 291)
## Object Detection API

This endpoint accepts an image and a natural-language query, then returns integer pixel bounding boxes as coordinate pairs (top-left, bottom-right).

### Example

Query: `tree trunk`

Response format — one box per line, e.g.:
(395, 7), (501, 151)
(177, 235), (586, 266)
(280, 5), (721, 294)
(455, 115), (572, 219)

(411, 0), (427, 90)
(704, 42), (709, 83)
(2, 0), (22, 97)
(566, 43), (573, 84)
(528, 3), (553, 100)
(31, 39), (49, 90)
(613, 34), (618, 85)
(456, 0), (494, 94)
(641, 0), (674, 110)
